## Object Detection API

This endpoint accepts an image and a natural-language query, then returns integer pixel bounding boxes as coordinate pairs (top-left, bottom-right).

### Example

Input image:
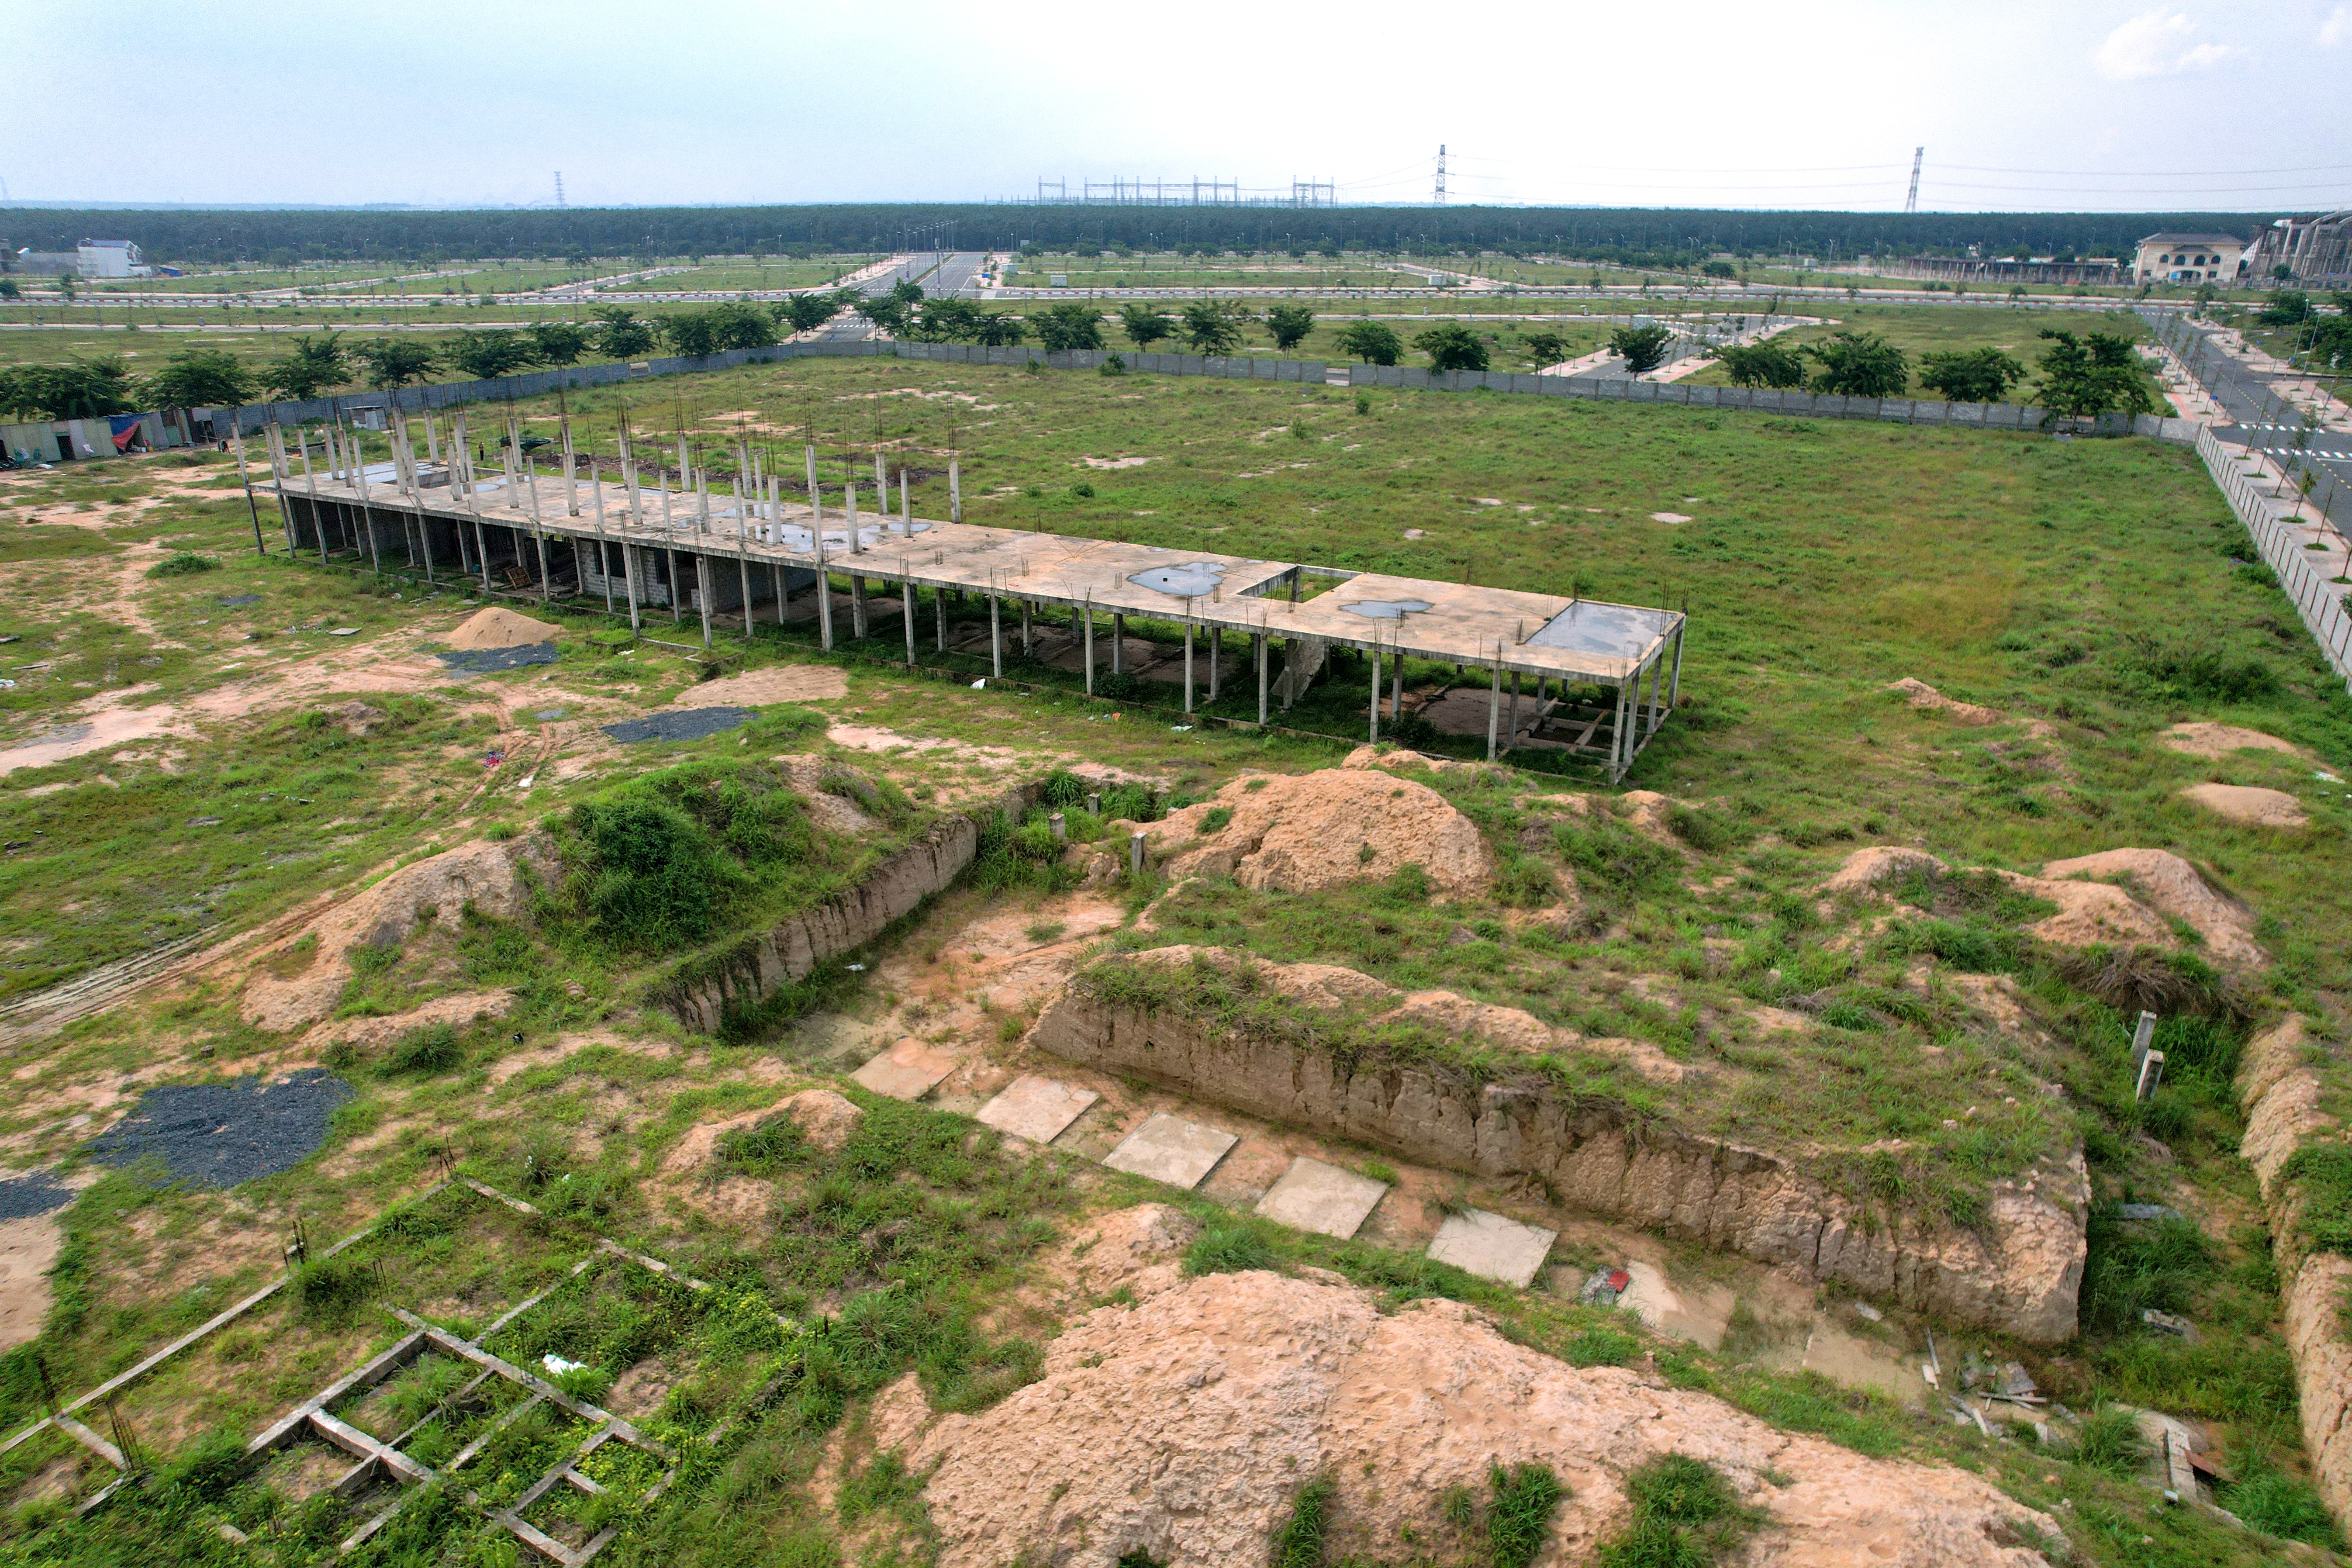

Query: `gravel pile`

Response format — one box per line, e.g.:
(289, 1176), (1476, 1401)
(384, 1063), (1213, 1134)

(86, 1069), (352, 1188)
(0, 1171), (75, 1219)
(603, 707), (754, 744)
(439, 642), (558, 674)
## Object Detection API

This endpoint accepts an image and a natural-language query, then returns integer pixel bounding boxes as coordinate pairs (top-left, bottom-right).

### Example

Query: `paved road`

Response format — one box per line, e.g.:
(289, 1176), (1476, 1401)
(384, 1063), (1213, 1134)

(2145, 308), (2352, 525)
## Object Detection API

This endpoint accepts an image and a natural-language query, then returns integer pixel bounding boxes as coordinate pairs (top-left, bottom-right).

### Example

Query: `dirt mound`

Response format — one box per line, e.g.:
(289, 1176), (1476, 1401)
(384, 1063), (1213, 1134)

(2040, 849), (2263, 968)
(241, 840), (528, 1033)
(2180, 782), (2308, 828)
(1993, 870), (2175, 953)
(2158, 722), (2307, 761)
(444, 607), (560, 651)
(1053, 1202), (1199, 1303)
(670, 663), (847, 708)
(659, 1088), (864, 1181)
(1110, 945), (1685, 1084)
(1887, 677), (1999, 726)
(1139, 769), (1494, 897)
(1338, 743), (1474, 774)
(1819, 846), (1948, 896)
(897, 1268), (2058, 1568)
(300, 991), (515, 1057)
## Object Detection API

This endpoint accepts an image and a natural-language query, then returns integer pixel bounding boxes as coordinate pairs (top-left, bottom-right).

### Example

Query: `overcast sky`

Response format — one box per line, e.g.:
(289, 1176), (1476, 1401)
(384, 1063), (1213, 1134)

(7, 0), (2349, 213)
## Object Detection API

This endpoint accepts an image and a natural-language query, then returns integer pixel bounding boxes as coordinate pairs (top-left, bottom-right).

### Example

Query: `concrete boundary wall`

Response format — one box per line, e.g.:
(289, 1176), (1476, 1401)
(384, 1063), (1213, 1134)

(193, 337), (2189, 445)
(2194, 423), (2352, 694)
(1346, 363), (2195, 442)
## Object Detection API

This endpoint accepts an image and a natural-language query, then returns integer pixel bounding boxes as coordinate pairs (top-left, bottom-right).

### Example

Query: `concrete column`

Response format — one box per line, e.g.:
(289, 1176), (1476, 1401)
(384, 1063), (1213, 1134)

(899, 469), (909, 524)
(1392, 651), (1403, 726)
(851, 575), (869, 639)
(591, 474), (615, 615)
(874, 451), (887, 506)
(418, 505), (437, 582)
(1184, 622), (1195, 715)
(990, 593), (1003, 677)
(697, 554), (714, 649)
(1021, 598), (1032, 657)
(622, 541), (642, 633)
(665, 546), (682, 623)
(1257, 633), (1268, 725)
(1486, 650), (1502, 762)
(526, 457), (552, 606)
(774, 563), (786, 626)
(562, 439), (577, 518)
(950, 458), (961, 523)
(1209, 626), (1220, 699)
(1112, 614), (1125, 673)
(816, 540), (834, 650)
(1083, 604), (1095, 694)
(731, 472), (753, 641)
(1507, 671), (1519, 743)
(936, 587), (946, 652)
(902, 577), (915, 666)
(846, 481), (861, 555)
(1369, 643), (1381, 743)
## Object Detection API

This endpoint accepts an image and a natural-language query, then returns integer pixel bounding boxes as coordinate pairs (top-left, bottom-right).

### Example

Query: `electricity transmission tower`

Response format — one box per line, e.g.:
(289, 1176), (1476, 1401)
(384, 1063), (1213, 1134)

(1903, 148), (1922, 214)
(553, 171), (567, 208)
(1435, 144), (1447, 205)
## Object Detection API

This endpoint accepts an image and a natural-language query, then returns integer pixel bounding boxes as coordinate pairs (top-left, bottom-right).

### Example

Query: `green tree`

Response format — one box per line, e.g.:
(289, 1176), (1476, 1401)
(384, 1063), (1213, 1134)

(1334, 321), (1402, 366)
(1521, 328), (1570, 366)
(778, 293), (839, 335)
(264, 333), (350, 400)
(1118, 304), (1175, 350)
(2032, 330), (2155, 419)
(351, 338), (439, 390)
(9, 359), (139, 418)
(912, 297), (982, 342)
(888, 278), (926, 308)
(1917, 346), (2027, 403)
(976, 312), (1026, 347)
(1181, 300), (1245, 356)
(1713, 339), (1805, 388)
(1264, 304), (1315, 353)
(143, 348), (256, 408)
(1700, 259), (1736, 278)
(528, 321), (591, 365)
(1803, 331), (1909, 396)
(1609, 323), (1675, 374)
(0, 279), (18, 300)
(1035, 301), (1106, 352)
(2258, 290), (2313, 326)
(592, 307), (656, 359)
(660, 311), (722, 357)
(1415, 323), (1490, 372)
(708, 302), (779, 351)
(859, 292), (912, 334)
(446, 328), (541, 379)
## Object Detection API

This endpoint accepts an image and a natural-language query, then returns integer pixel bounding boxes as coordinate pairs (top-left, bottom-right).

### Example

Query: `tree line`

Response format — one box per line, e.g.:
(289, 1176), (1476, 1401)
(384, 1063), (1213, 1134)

(1706, 327), (2162, 416)
(0, 204), (2287, 272)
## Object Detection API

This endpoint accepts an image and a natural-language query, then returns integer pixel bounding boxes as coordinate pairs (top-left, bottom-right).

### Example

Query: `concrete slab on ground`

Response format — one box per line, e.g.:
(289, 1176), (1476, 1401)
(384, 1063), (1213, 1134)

(1253, 1156), (1387, 1240)
(1426, 1208), (1557, 1287)
(850, 1037), (958, 1102)
(975, 1074), (1098, 1144)
(1101, 1112), (1238, 1190)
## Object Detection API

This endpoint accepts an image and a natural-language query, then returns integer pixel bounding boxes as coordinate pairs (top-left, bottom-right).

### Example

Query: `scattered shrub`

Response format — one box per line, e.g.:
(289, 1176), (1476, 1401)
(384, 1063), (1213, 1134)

(717, 1113), (808, 1175)
(1487, 1461), (1565, 1568)
(1268, 1475), (1334, 1568)
(2069, 1405), (2148, 1476)
(147, 551), (220, 577)
(2221, 1462), (2344, 1547)
(386, 1022), (462, 1075)
(1183, 1221), (1280, 1277)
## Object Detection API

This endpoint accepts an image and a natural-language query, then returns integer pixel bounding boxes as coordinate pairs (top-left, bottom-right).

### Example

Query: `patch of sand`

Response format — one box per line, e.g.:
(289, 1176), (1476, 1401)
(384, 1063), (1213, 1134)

(2040, 848), (2263, 968)
(1649, 511), (1692, 524)
(1078, 456), (1154, 470)
(1886, 677), (1999, 726)
(669, 663), (848, 708)
(2180, 782), (2308, 828)
(1139, 768), (1495, 897)
(0, 1213), (65, 1353)
(1818, 846), (1948, 896)
(2157, 722), (2307, 761)
(241, 839), (530, 1033)
(0, 686), (193, 777)
(1996, 870), (2175, 952)
(298, 990), (517, 1058)
(443, 607), (560, 651)
(897, 1268), (2059, 1568)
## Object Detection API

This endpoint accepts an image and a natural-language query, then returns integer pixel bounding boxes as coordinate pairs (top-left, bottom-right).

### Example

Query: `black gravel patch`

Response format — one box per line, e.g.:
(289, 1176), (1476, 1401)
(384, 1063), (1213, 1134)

(0, 1171), (76, 1220)
(85, 1070), (353, 1188)
(439, 642), (559, 674)
(602, 707), (754, 744)
(216, 594), (262, 608)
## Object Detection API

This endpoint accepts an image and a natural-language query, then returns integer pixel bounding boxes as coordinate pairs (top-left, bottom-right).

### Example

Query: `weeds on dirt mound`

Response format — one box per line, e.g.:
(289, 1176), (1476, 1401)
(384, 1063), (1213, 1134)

(386, 1021), (463, 1075)
(1268, 1475), (1335, 1568)
(1597, 1454), (1752, 1567)
(2052, 943), (2237, 1019)
(968, 808), (1081, 895)
(2279, 1144), (2352, 1254)
(146, 551), (219, 577)
(1555, 817), (1683, 899)
(1183, 1219), (1281, 1276)
(2119, 633), (2280, 702)
(1487, 1461), (1566, 1568)
(718, 1112), (809, 1175)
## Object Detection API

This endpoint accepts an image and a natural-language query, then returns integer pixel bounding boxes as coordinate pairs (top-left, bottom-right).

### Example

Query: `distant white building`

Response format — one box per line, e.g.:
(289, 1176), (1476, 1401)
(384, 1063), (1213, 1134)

(2250, 211), (2352, 287)
(76, 239), (148, 278)
(2132, 232), (2246, 285)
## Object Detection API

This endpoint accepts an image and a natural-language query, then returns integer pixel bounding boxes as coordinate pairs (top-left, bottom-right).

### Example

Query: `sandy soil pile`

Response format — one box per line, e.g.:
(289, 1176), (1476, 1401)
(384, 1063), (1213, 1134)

(444, 607), (560, 651)
(2179, 782), (2309, 828)
(2039, 848), (2263, 967)
(884, 1220), (2060, 1568)
(1818, 846), (1947, 896)
(1136, 769), (1495, 897)
(2157, 721), (2307, 760)
(240, 839), (528, 1033)
(1886, 677), (2000, 726)
(659, 1087), (863, 1181)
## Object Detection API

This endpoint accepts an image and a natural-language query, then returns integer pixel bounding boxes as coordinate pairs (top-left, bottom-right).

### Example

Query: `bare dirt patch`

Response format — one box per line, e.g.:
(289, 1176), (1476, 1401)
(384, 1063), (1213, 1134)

(673, 663), (848, 708)
(898, 1268), (2059, 1568)
(0, 1212), (65, 1352)
(2157, 721), (2308, 761)
(1887, 677), (2000, 726)
(1137, 768), (1494, 898)
(2179, 782), (2309, 828)
(2039, 848), (2263, 968)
